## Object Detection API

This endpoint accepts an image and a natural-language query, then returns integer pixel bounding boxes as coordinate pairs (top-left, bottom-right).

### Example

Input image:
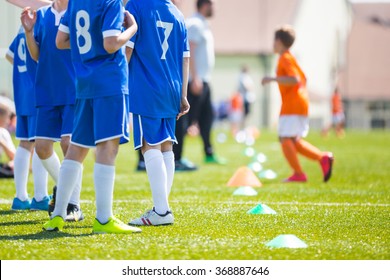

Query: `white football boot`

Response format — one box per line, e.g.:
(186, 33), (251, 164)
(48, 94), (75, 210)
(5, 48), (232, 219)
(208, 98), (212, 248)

(129, 208), (174, 226)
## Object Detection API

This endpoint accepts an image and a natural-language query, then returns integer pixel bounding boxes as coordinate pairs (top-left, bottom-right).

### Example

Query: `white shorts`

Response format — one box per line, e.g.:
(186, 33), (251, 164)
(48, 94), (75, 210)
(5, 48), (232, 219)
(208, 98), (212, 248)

(278, 115), (309, 138)
(332, 112), (345, 125)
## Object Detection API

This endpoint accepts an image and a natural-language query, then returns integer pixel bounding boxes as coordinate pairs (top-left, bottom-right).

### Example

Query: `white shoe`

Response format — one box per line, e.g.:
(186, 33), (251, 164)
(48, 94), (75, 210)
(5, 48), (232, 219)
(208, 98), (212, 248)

(129, 208), (174, 226)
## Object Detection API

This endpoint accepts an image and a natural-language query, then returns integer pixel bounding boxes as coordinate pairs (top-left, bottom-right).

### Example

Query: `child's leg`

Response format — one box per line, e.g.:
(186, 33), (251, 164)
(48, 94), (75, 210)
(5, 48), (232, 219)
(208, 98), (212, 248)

(52, 144), (88, 219)
(294, 139), (323, 161)
(36, 139), (60, 184)
(14, 142), (33, 201)
(69, 165), (83, 207)
(142, 142), (170, 215)
(280, 137), (304, 174)
(60, 136), (82, 207)
(162, 142), (174, 196)
(32, 148), (48, 201)
(94, 138), (120, 224)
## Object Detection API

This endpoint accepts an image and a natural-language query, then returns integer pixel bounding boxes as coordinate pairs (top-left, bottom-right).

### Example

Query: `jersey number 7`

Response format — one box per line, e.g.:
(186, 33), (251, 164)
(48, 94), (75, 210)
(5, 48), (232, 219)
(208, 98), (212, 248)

(156, 21), (173, 60)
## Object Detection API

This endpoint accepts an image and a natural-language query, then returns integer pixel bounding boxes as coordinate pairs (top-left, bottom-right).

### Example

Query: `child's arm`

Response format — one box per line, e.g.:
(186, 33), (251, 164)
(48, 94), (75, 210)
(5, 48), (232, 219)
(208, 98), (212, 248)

(0, 132), (16, 162)
(5, 53), (14, 65)
(177, 57), (190, 120)
(56, 29), (70, 49)
(104, 11), (137, 54)
(6, 0), (51, 9)
(125, 46), (133, 64)
(261, 76), (299, 86)
(21, 7), (39, 61)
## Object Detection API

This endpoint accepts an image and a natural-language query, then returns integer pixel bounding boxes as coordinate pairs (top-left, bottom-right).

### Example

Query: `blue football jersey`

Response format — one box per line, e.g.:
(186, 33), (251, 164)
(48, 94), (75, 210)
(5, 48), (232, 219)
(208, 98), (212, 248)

(59, 0), (128, 99)
(34, 5), (75, 106)
(126, 0), (190, 118)
(8, 26), (37, 116)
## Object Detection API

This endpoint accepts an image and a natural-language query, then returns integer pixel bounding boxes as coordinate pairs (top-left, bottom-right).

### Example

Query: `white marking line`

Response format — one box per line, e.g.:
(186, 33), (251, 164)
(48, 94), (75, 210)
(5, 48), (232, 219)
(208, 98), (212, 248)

(0, 199), (390, 207)
(1, 199), (389, 207)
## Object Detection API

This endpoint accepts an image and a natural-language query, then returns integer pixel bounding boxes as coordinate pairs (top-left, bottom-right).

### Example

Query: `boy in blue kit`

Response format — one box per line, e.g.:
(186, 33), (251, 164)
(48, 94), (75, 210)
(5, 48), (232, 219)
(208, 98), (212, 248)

(21, 0), (83, 221)
(126, 0), (190, 226)
(43, 0), (140, 234)
(6, 27), (49, 210)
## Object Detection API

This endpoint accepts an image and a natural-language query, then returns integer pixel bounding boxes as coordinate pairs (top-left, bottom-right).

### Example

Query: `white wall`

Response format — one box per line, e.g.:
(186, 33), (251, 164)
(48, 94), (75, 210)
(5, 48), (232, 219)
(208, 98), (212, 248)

(292, 0), (352, 127)
(0, 2), (24, 97)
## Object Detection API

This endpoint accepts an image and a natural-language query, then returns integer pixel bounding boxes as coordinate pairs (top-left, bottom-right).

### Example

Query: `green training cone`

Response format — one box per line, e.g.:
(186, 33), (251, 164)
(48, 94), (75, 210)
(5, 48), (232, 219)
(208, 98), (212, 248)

(247, 203), (276, 214)
(233, 186), (258, 196)
(265, 234), (308, 248)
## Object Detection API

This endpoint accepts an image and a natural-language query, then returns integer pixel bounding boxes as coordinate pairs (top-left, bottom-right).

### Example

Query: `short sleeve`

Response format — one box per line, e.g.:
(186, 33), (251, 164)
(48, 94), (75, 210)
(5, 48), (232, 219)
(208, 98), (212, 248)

(186, 19), (202, 44)
(125, 0), (138, 48)
(59, 9), (70, 34)
(279, 55), (300, 78)
(8, 35), (18, 58)
(102, 0), (124, 38)
(183, 26), (190, 58)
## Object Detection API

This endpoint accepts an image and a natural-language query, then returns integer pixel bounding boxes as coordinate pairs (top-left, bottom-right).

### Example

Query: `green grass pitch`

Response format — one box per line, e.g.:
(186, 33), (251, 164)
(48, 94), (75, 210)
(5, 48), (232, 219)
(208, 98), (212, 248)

(0, 130), (389, 260)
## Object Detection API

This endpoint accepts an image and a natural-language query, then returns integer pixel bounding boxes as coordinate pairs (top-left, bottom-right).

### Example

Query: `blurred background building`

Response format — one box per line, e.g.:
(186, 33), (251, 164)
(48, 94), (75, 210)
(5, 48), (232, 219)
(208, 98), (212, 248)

(0, 0), (389, 130)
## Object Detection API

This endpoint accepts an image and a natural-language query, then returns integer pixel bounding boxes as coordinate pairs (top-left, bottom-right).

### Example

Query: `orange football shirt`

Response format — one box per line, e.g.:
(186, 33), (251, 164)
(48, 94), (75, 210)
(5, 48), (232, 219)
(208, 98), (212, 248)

(276, 51), (309, 116)
(332, 93), (343, 114)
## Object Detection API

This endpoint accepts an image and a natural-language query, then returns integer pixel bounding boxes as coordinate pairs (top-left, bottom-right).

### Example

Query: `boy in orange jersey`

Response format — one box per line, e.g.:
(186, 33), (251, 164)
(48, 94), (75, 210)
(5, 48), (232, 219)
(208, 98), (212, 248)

(262, 25), (333, 183)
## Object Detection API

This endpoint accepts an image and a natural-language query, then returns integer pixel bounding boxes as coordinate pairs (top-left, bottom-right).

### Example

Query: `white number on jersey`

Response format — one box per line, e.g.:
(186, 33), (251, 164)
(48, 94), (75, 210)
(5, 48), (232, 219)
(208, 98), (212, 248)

(17, 38), (27, 73)
(76, 10), (92, 54)
(156, 21), (173, 60)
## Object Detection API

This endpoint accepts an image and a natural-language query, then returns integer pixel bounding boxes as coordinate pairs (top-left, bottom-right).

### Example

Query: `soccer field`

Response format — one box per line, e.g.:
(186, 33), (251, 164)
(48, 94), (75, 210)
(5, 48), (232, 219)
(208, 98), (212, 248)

(0, 130), (389, 260)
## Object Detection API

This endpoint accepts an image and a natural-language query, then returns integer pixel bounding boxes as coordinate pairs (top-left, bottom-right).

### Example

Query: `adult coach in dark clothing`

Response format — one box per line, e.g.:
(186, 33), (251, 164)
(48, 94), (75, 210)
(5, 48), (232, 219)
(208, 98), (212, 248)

(181, 0), (225, 164)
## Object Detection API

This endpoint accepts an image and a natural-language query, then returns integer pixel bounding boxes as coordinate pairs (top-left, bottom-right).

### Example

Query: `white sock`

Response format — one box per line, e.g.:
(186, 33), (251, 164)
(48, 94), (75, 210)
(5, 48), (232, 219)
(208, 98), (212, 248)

(32, 149), (48, 201)
(144, 149), (169, 214)
(94, 163), (114, 224)
(52, 160), (82, 219)
(41, 152), (60, 184)
(162, 151), (175, 196)
(13, 146), (31, 201)
(69, 165), (83, 206)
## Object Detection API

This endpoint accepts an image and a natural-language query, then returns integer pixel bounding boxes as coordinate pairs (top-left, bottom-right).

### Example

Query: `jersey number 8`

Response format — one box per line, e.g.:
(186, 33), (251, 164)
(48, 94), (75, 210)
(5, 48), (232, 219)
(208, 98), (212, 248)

(76, 10), (92, 54)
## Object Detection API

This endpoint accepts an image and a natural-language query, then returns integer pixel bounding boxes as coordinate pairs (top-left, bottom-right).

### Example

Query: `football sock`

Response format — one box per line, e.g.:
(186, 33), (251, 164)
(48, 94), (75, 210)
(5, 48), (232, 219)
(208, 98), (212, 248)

(69, 165), (83, 207)
(144, 149), (170, 215)
(52, 160), (82, 219)
(41, 152), (60, 184)
(94, 163), (114, 224)
(32, 149), (48, 201)
(162, 151), (175, 196)
(13, 146), (31, 201)
(295, 139), (323, 161)
(281, 139), (304, 174)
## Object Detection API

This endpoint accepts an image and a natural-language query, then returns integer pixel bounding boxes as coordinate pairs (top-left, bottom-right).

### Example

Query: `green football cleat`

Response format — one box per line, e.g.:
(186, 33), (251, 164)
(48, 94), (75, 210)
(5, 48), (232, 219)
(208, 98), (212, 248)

(43, 216), (65, 232)
(93, 216), (142, 234)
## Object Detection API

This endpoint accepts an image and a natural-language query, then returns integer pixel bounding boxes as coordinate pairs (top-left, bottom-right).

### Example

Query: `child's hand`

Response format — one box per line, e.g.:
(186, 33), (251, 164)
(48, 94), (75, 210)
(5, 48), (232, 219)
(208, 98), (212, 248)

(21, 7), (36, 33)
(177, 96), (190, 120)
(261, 76), (274, 86)
(123, 11), (137, 29)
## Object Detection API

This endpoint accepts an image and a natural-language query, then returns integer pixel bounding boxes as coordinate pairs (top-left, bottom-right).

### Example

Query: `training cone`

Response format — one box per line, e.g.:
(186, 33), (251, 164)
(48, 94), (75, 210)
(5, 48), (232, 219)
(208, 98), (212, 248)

(247, 203), (276, 214)
(258, 169), (277, 180)
(233, 186), (258, 196)
(227, 166), (262, 187)
(265, 234), (308, 248)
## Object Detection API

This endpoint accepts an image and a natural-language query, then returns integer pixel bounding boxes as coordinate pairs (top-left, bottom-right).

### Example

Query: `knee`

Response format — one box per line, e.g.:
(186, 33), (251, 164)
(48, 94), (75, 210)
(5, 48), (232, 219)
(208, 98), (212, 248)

(35, 143), (52, 159)
(60, 137), (70, 154)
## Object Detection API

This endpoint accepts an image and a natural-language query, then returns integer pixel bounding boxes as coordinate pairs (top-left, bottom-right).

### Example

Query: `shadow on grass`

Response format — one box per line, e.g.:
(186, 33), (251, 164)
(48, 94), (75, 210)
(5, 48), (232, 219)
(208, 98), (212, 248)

(0, 230), (93, 241)
(0, 219), (46, 227)
(0, 210), (26, 215)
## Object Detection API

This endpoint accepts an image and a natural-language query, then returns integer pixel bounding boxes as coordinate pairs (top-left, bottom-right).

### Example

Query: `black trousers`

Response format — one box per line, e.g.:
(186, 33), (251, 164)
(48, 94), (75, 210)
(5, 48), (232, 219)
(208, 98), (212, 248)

(175, 81), (214, 159)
